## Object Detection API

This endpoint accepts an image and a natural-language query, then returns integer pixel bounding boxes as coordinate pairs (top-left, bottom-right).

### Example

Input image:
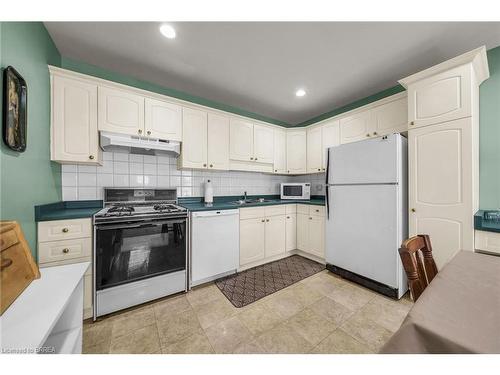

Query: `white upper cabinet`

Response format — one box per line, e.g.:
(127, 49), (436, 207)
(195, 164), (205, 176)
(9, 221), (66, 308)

(273, 128), (287, 174)
(321, 119), (340, 170)
(98, 86), (144, 136)
(144, 98), (182, 141)
(307, 126), (323, 173)
(207, 112), (230, 170)
(253, 124), (274, 163)
(180, 108), (208, 169)
(230, 118), (254, 161)
(371, 95), (408, 136)
(406, 65), (472, 129)
(51, 75), (100, 165)
(339, 110), (373, 144)
(286, 130), (307, 174)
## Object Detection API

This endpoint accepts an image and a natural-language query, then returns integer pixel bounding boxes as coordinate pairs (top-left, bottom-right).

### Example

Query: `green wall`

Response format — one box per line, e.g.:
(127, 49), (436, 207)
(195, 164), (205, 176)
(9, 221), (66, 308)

(479, 46), (500, 210)
(0, 22), (62, 256)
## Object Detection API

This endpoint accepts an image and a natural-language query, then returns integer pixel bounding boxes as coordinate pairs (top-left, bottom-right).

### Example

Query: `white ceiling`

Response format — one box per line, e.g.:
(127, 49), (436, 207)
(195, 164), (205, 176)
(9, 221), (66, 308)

(44, 22), (500, 125)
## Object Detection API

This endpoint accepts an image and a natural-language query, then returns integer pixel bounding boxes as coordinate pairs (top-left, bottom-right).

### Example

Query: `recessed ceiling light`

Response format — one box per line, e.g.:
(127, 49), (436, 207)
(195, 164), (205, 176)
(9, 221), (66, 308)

(160, 24), (176, 39)
(295, 89), (306, 97)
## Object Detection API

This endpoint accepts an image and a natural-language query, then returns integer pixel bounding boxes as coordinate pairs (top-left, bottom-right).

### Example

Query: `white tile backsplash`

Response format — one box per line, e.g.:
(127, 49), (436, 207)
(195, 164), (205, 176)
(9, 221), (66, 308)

(61, 151), (315, 201)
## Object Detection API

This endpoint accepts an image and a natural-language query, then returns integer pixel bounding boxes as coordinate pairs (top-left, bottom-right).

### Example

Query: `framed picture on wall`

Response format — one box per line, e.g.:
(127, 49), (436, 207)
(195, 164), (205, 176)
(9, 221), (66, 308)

(3, 66), (27, 152)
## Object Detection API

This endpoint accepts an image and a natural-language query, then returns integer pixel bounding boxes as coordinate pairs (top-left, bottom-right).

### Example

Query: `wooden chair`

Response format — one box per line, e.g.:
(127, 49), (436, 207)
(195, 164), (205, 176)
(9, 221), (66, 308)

(399, 234), (438, 301)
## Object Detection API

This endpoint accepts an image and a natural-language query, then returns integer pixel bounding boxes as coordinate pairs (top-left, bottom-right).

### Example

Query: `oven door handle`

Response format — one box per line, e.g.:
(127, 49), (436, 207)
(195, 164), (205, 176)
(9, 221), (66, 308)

(96, 220), (185, 230)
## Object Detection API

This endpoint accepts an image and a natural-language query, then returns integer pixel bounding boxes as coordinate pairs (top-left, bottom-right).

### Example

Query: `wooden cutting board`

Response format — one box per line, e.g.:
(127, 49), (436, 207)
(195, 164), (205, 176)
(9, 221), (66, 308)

(1, 221), (40, 315)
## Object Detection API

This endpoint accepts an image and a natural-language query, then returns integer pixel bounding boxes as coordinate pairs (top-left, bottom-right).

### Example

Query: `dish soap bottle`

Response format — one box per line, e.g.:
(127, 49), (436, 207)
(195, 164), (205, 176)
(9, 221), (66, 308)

(204, 179), (213, 206)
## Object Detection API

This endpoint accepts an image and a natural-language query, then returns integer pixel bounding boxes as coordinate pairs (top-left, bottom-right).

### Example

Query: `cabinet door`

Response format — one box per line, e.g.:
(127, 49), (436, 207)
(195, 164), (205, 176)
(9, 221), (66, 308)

(265, 215), (286, 258)
(144, 98), (182, 141)
(339, 110), (373, 144)
(207, 113), (230, 170)
(285, 213), (297, 251)
(408, 117), (474, 269)
(273, 128), (287, 174)
(307, 126), (323, 173)
(296, 213), (309, 251)
(321, 119), (340, 170)
(51, 75), (100, 164)
(286, 130), (307, 174)
(230, 118), (254, 161)
(408, 64), (471, 129)
(308, 215), (325, 258)
(98, 86), (144, 136)
(181, 108), (208, 169)
(240, 218), (266, 266)
(253, 124), (274, 163)
(372, 96), (408, 136)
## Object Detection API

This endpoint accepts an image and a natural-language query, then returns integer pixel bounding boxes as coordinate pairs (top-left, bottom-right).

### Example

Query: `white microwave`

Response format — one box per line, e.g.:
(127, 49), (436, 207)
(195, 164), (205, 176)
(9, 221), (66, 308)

(280, 183), (311, 200)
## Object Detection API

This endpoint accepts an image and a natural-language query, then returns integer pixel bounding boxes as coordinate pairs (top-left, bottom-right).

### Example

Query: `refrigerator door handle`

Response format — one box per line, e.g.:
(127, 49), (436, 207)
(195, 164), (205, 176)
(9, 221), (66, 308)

(325, 148), (330, 220)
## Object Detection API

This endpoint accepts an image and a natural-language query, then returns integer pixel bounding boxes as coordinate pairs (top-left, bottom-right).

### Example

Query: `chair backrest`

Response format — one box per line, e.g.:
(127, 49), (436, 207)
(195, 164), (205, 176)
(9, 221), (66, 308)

(399, 234), (438, 301)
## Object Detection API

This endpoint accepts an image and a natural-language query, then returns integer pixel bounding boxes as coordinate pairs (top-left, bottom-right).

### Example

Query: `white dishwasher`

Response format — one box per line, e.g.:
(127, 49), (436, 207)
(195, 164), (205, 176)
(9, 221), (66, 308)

(190, 209), (239, 287)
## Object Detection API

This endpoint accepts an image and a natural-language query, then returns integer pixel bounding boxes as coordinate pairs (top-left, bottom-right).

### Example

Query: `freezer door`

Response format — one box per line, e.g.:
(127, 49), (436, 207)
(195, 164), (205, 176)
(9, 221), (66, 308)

(328, 134), (400, 184)
(325, 184), (400, 287)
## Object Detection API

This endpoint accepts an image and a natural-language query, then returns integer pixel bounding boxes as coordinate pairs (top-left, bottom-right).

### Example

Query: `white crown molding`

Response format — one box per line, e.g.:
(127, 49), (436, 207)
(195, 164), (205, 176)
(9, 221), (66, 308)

(398, 46), (490, 88)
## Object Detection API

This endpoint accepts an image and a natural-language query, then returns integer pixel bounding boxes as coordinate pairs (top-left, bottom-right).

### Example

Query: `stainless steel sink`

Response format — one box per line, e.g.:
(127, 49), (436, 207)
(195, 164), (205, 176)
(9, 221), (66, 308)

(230, 198), (273, 205)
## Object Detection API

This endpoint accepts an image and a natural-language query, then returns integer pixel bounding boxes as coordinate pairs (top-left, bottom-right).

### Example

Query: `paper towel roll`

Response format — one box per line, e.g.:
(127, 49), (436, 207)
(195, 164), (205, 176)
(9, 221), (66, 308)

(204, 179), (213, 204)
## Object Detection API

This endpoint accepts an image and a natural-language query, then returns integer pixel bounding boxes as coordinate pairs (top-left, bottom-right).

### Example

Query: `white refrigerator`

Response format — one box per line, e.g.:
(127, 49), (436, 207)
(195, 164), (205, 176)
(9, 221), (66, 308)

(325, 133), (408, 299)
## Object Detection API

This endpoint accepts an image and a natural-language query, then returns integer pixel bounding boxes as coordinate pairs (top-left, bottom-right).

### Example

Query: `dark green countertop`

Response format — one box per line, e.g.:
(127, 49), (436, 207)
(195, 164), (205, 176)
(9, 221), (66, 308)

(35, 200), (103, 222)
(178, 195), (325, 212)
(475, 210), (500, 234)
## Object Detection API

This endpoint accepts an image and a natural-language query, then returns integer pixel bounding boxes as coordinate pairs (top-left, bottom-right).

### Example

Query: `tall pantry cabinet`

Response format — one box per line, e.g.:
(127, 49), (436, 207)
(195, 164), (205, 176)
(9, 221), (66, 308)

(399, 47), (489, 269)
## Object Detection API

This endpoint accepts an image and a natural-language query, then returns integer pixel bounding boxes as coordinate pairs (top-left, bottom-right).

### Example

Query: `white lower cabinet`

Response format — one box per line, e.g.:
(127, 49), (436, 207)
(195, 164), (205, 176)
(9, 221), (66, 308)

(307, 216), (325, 258)
(296, 205), (325, 259)
(239, 203), (325, 268)
(285, 205), (297, 252)
(239, 206), (287, 268)
(37, 218), (93, 319)
(239, 217), (266, 266)
(264, 215), (286, 258)
(475, 230), (500, 256)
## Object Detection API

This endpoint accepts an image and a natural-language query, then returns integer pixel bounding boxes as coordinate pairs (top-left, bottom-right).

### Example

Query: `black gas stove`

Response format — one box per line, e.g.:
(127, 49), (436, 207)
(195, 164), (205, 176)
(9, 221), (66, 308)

(94, 188), (187, 224)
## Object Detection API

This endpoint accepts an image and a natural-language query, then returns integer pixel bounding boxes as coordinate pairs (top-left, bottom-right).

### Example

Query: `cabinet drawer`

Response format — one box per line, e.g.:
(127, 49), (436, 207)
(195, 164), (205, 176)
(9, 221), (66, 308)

(38, 237), (92, 264)
(239, 207), (266, 220)
(1, 228), (19, 251)
(297, 204), (310, 215)
(38, 218), (92, 242)
(285, 204), (297, 214)
(475, 230), (500, 255)
(310, 206), (325, 217)
(265, 205), (286, 217)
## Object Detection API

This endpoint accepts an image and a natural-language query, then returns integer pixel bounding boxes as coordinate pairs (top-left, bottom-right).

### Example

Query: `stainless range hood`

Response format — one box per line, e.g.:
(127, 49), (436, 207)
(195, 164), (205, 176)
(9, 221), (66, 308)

(100, 131), (180, 156)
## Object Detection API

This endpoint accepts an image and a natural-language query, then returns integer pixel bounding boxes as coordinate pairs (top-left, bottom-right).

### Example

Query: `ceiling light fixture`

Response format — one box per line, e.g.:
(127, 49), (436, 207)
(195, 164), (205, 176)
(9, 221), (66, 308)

(160, 24), (176, 39)
(295, 89), (306, 97)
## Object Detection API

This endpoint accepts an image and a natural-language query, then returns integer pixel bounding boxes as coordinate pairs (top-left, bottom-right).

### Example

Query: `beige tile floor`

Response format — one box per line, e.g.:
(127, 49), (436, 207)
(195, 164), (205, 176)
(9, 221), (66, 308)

(83, 270), (412, 354)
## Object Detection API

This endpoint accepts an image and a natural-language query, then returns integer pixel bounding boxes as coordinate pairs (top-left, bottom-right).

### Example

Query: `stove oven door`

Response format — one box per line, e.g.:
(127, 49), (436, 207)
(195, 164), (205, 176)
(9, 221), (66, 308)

(95, 218), (186, 290)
